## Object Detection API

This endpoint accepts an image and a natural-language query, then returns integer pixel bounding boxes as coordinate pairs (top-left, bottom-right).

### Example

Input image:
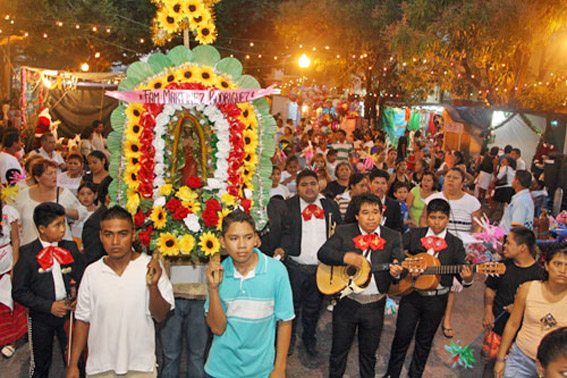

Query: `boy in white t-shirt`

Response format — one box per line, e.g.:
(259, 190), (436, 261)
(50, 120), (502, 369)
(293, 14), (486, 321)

(270, 166), (290, 199)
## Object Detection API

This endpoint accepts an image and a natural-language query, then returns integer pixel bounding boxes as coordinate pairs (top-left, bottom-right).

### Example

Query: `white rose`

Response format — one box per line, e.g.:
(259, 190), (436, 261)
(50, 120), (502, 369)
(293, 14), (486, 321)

(183, 213), (201, 232)
(154, 196), (166, 208)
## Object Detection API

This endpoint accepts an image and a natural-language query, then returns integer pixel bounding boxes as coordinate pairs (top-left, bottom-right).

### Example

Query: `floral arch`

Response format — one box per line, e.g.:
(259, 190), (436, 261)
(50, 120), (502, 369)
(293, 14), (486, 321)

(108, 45), (276, 260)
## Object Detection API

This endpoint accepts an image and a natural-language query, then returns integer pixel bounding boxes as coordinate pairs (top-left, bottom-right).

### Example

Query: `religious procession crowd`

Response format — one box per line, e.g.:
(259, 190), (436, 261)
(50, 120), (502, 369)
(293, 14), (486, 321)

(0, 113), (566, 378)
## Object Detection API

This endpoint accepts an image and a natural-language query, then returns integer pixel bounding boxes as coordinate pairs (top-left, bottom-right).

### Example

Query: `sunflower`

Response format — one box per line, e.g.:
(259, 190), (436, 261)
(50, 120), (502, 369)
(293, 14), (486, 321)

(125, 122), (144, 141)
(126, 192), (140, 214)
(185, 0), (205, 16)
(159, 184), (173, 196)
(126, 155), (141, 169)
(125, 103), (145, 122)
(144, 75), (168, 90)
(240, 181), (254, 194)
(156, 7), (181, 34)
(157, 232), (180, 256)
(176, 186), (198, 202)
(199, 231), (221, 256)
(244, 116), (259, 131)
(169, 1), (185, 17)
(238, 103), (255, 122)
(124, 168), (141, 190)
(183, 201), (201, 214)
(216, 208), (231, 231)
(179, 65), (202, 83)
(241, 167), (255, 183)
(198, 66), (215, 86)
(214, 75), (237, 90)
(179, 234), (195, 255)
(124, 140), (143, 158)
(243, 129), (259, 153)
(195, 22), (216, 45)
(243, 151), (258, 167)
(221, 193), (237, 207)
(151, 206), (168, 229)
(163, 70), (178, 85)
(188, 9), (211, 29)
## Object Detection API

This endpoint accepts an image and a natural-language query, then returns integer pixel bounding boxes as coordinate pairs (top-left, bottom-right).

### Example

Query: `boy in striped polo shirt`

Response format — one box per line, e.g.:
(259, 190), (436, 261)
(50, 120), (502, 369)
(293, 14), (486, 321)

(205, 210), (295, 378)
(332, 130), (353, 161)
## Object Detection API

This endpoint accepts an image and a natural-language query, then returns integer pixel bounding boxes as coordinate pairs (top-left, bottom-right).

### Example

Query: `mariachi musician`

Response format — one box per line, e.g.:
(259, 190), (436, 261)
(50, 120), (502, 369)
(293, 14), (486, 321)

(383, 198), (473, 378)
(317, 192), (403, 378)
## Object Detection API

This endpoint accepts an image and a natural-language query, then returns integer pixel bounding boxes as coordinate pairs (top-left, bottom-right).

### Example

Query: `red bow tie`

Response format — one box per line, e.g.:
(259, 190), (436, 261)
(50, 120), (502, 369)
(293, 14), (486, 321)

(421, 236), (447, 253)
(37, 246), (74, 271)
(353, 234), (386, 251)
(302, 204), (324, 221)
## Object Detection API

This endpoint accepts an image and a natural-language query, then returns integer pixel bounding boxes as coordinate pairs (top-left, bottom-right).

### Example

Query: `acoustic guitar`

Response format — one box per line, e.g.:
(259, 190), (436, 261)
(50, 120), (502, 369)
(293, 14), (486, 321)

(388, 252), (506, 297)
(317, 257), (427, 296)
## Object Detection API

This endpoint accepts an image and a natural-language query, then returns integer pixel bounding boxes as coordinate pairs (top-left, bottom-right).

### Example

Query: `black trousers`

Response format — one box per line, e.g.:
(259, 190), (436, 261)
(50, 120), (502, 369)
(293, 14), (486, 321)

(29, 315), (67, 378)
(329, 297), (386, 378)
(285, 260), (322, 348)
(386, 291), (448, 378)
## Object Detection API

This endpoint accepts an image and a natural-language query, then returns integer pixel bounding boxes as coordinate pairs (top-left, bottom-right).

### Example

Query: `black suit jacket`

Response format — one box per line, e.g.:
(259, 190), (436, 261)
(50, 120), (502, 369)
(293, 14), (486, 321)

(82, 205), (107, 265)
(280, 195), (342, 257)
(317, 223), (403, 294)
(259, 197), (288, 256)
(403, 227), (466, 288)
(12, 239), (85, 321)
(344, 195), (403, 233)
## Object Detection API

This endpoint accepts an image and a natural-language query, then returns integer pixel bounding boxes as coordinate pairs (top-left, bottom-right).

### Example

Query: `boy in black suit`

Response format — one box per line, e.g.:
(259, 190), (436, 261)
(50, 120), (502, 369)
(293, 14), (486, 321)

(12, 202), (84, 378)
(318, 192), (403, 378)
(274, 169), (342, 359)
(383, 198), (473, 378)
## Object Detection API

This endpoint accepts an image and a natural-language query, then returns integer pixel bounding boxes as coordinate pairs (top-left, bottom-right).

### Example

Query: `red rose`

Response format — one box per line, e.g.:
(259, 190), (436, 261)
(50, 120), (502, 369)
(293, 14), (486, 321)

(139, 182), (154, 197)
(172, 206), (190, 221)
(138, 225), (153, 246)
(227, 185), (239, 196)
(186, 176), (203, 189)
(165, 198), (182, 212)
(205, 199), (222, 212)
(140, 113), (156, 128)
(144, 103), (164, 117)
(134, 210), (146, 229)
(202, 209), (219, 228)
(241, 198), (252, 213)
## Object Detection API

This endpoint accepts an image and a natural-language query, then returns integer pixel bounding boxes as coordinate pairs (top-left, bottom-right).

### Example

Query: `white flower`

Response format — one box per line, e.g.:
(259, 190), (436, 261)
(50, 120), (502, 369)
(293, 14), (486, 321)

(153, 138), (165, 151)
(183, 213), (201, 232)
(155, 113), (171, 126)
(154, 163), (165, 176)
(154, 196), (166, 208)
(244, 188), (253, 199)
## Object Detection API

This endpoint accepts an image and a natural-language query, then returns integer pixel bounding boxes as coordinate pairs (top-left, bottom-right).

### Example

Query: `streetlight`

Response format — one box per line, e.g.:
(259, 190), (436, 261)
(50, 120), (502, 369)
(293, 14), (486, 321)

(298, 53), (310, 68)
(81, 63), (89, 72)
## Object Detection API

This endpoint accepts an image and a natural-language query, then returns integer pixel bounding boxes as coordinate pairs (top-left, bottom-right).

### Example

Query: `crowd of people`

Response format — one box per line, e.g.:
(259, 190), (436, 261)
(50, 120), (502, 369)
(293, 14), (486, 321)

(0, 113), (566, 378)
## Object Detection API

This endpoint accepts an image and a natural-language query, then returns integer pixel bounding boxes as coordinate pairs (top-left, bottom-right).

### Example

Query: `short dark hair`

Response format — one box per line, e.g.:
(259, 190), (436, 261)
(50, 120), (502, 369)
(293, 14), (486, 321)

(88, 150), (109, 171)
(504, 145), (513, 154)
(348, 173), (367, 189)
(352, 192), (382, 215)
(33, 202), (65, 229)
(101, 206), (134, 228)
(271, 165), (281, 174)
(32, 158), (58, 180)
(392, 181), (409, 193)
(509, 227), (536, 254)
(447, 167), (465, 182)
(368, 169), (389, 183)
(67, 153), (84, 163)
(327, 148), (338, 157)
(78, 182), (96, 195)
(40, 133), (54, 143)
(296, 169), (318, 186)
(337, 129), (346, 136)
(515, 170), (532, 188)
(489, 146), (499, 156)
(2, 132), (19, 148)
(537, 327), (567, 368)
(426, 198), (451, 216)
(504, 156), (516, 170)
(511, 148), (521, 156)
(221, 209), (256, 236)
(421, 171), (437, 188)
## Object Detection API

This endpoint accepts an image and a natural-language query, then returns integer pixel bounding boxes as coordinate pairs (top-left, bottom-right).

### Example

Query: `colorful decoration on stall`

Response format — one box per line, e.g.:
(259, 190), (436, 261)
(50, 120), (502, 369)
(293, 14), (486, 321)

(151, 0), (221, 46)
(466, 215), (505, 264)
(108, 45), (276, 260)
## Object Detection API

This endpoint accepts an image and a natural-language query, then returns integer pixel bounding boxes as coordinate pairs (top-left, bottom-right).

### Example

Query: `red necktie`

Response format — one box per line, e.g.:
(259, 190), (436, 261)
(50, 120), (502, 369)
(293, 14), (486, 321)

(302, 204), (324, 221)
(353, 234), (386, 251)
(420, 236), (448, 253)
(37, 246), (75, 271)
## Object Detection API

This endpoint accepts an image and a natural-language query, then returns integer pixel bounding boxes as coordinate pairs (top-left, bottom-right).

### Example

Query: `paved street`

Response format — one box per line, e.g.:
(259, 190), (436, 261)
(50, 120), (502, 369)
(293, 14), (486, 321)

(2, 274), (486, 377)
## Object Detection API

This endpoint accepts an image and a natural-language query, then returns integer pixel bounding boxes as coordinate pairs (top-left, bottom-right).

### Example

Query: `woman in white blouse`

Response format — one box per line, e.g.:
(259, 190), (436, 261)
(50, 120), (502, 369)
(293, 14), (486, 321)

(14, 159), (88, 245)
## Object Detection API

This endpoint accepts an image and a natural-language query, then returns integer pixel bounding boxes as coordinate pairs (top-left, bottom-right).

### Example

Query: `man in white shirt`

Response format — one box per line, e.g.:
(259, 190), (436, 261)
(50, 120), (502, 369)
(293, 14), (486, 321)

(35, 133), (66, 172)
(500, 170), (535, 233)
(0, 131), (23, 184)
(67, 206), (174, 378)
(510, 148), (526, 171)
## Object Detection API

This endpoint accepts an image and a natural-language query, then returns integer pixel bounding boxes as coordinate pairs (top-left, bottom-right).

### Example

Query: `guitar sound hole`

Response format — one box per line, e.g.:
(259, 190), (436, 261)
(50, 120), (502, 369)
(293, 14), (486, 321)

(346, 266), (357, 276)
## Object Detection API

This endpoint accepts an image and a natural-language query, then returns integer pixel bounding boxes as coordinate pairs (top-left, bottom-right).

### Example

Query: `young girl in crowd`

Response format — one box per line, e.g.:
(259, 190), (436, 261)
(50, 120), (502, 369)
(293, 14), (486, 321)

(82, 151), (109, 193)
(57, 153), (84, 196)
(71, 182), (97, 249)
(311, 153), (332, 191)
(269, 166), (290, 200)
(280, 155), (300, 196)
(0, 192), (25, 359)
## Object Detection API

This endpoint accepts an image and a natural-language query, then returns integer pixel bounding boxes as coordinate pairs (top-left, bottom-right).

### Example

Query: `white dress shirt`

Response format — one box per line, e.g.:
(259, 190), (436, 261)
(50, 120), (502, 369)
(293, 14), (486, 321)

(290, 195), (327, 266)
(39, 239), (67, 301)
(353, 225), (382, 296)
